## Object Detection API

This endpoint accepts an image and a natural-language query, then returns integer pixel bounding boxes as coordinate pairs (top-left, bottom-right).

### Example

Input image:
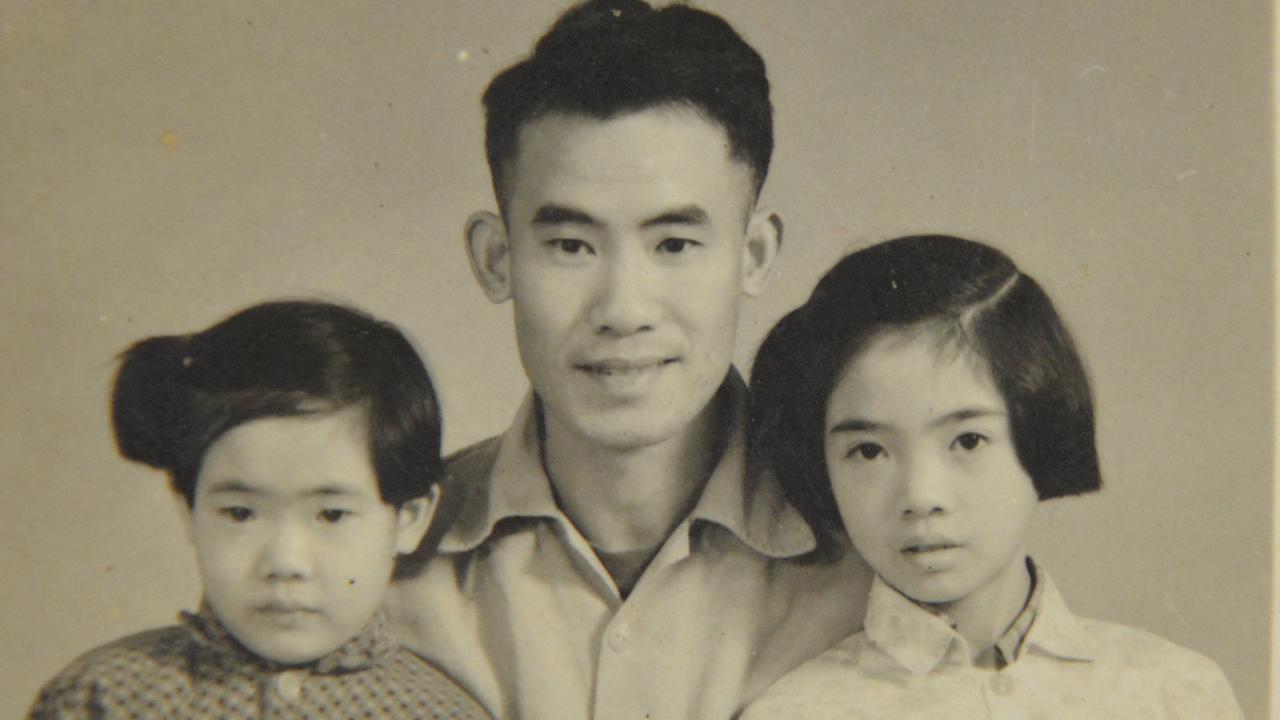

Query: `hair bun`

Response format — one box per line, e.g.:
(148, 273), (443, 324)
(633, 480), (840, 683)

(111, 334), (195, 472)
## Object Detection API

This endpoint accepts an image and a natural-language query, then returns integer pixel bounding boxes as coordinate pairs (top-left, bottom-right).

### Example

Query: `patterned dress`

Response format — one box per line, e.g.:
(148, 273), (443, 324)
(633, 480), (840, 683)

(29, 605), (491, 720)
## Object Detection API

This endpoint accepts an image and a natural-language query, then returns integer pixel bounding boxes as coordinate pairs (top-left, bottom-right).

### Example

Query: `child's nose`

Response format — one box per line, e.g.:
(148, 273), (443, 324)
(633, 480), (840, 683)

(258, 521), (311, 580)
(899, 458), (954, 518)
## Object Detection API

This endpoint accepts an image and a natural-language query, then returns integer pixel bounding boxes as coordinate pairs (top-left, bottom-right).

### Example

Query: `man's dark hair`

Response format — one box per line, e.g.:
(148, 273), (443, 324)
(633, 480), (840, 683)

(749, 235), (1102, 552)
(482, 0), (773, 211)
(112, 300), (442, 507)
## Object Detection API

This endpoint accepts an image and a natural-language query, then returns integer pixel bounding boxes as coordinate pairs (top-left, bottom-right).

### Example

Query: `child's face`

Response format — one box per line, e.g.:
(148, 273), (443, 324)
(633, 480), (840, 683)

(823, 328), (1038, 612)
(185, 406), (434, 665)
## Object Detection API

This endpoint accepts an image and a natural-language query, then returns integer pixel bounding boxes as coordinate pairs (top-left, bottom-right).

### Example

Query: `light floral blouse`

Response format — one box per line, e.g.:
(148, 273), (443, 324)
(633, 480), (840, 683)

(741, 560), (1243, 720)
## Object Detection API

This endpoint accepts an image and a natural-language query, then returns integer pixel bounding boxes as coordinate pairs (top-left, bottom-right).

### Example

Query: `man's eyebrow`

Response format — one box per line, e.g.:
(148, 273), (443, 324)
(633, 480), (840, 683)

(828, 418), (885, 435)
(640, 205), (709, 228)
(531, 204), (601, 227)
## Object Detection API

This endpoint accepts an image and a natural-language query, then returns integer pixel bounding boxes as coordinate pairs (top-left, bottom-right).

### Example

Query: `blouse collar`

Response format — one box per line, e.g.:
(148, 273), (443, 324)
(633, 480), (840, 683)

(863, 559), (1098, 675)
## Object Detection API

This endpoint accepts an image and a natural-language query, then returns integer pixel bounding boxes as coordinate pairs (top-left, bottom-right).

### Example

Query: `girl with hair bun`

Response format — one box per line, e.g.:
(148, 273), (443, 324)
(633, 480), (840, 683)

(29, 300), (490, 719)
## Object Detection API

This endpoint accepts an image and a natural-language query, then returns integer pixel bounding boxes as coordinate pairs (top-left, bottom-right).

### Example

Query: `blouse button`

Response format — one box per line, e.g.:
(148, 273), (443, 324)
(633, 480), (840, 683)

(275, 671), (303, 701)
(989, 673), (1014, 696)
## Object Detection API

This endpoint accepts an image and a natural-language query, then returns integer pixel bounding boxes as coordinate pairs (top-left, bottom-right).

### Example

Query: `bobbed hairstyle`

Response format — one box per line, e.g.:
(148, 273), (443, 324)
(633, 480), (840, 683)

(482, 0), (773, 210)
(749, 235), (1101, 551)
(112, 301), (442, 508)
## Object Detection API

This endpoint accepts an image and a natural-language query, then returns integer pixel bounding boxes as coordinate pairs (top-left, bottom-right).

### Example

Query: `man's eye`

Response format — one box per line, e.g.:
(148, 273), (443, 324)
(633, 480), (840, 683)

(220, 507), (254, 522)
(318, 509), (351, 524)
(656, 237), (697, 254)
(847, 443), (885, 461)
(550, 238), (593, 255)
(951, 432), (988, 451)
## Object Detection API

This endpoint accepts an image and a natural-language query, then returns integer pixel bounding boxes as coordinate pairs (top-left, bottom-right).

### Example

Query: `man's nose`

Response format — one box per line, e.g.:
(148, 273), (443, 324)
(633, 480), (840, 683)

(589, 248), (659, 337)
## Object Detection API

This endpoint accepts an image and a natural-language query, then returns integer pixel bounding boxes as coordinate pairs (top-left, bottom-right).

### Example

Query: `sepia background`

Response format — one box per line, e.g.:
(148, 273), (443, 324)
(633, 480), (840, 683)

(1, 1), (1273, 717)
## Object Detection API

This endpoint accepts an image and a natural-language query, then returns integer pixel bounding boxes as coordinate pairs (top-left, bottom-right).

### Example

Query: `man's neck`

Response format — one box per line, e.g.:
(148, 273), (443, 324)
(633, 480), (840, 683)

(540, 384), (731, 553)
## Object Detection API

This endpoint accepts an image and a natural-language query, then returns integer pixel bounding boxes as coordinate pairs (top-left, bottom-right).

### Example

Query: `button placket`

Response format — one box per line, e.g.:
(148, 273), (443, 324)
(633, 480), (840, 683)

(607, 619), (630, 652)
(989, 672), (1014, 696)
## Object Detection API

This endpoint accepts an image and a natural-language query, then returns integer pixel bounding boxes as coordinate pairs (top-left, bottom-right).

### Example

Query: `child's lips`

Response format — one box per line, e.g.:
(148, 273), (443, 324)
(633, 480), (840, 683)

(255, 600), (319, 615)
(901, 538), (961, 555)
(899, 539), (963, 571)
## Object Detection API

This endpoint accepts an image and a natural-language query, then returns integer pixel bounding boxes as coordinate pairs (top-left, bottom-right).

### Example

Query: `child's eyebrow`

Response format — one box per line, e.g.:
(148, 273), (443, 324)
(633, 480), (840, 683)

(928, 408), (1005, 429)
(828, 408), (1004, 435)
(204, 479), (262, 495)
(202, 481), (366, 498)
(304, 485), (363, 498)
(828, 418), (885, 434)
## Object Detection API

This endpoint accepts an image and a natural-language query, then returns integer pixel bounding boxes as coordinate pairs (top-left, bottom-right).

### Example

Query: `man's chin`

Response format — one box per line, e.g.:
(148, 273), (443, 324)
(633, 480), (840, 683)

(563, 410), (690, 453)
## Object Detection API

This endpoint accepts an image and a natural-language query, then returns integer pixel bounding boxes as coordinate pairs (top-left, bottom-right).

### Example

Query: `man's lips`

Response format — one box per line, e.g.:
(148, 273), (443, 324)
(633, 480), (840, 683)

(255, 601), (319, 614)
(573, 357), (679, 375)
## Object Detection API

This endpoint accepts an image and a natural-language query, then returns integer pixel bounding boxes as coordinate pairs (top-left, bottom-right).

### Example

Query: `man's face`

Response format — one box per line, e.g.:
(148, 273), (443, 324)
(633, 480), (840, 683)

(490, 107), (773, 451)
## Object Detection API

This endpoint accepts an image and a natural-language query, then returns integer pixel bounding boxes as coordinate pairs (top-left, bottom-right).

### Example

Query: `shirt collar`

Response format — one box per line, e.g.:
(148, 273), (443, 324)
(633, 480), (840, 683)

(1021, 561), (1099, 662)
(990, 557), (1043, 666)
(863, 574), (964, 675)
(182, 602), (398, 675)
(437, 370), (816, 558)
(863, 558), (1098, 675)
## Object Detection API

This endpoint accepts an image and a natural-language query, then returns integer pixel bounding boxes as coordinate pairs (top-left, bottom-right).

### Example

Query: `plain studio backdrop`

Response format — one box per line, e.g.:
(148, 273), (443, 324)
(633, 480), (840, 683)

(1, 2), (1273, 717)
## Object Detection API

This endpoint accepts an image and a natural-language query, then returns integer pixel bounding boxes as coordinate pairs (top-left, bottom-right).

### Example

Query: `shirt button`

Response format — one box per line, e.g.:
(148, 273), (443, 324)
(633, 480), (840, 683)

(607, 623), (629, 652)
(275, 671), (303, 701)
(989, 674), (1014, 696)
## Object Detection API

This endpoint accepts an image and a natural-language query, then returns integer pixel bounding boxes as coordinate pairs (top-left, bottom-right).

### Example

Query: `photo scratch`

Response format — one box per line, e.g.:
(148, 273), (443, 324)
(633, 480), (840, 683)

(1028, 78), (1038, 163)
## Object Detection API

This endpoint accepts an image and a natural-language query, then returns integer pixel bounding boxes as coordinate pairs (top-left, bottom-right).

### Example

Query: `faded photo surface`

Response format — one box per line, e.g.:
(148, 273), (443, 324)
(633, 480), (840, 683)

(1, 2), (1273, 718)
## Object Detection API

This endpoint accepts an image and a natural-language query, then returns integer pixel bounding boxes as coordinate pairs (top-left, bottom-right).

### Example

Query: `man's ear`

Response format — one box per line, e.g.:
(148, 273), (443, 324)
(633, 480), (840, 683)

(741, 208), (783, 297)
(394, 484), (441, 555)
(465, 211), (513, 303)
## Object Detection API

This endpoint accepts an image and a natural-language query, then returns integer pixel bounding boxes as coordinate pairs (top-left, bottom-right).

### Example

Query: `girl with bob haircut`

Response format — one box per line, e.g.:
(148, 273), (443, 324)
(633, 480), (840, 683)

(742, 236), (1241, 718)
(30, 301), (490, 720)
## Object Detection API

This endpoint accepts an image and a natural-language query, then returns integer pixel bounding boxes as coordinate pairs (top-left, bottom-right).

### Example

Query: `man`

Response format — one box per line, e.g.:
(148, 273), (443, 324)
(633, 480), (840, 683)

(389, 2), (871, 718)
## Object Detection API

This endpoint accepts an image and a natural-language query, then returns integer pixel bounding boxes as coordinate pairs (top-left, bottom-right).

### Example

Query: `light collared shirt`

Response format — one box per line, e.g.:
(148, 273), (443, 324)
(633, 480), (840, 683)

(740, 560), (1244, 720)
(387, 373), (872, 720)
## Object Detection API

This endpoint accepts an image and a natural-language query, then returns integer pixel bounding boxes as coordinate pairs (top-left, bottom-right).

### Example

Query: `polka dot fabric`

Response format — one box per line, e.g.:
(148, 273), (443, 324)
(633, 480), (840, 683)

(28, 607), (491, 719)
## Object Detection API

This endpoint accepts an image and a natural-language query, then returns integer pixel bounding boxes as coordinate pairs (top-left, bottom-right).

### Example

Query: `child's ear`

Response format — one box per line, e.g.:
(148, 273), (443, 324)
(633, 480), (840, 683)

(173, 492), (195, 545)
(465, 210), (513, 303)
(741, 208), (783, 297)
(393, 484), (441, 555)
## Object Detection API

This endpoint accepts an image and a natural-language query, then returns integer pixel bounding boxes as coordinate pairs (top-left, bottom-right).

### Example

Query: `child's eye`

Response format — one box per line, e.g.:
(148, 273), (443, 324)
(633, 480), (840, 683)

(846, 442), (886, 461)
(219, 506), (254, 522)
(951, 432), (989, 452)
(656, 237), (698, 254)
(317, 509), (352, 524)
(549, 238), (594, 256)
